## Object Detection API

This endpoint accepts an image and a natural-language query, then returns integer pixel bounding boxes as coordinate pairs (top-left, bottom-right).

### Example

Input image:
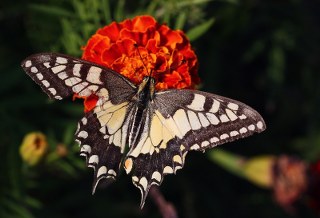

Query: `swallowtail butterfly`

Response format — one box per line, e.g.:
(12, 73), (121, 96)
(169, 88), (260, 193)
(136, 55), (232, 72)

(22, 53), (266, 207)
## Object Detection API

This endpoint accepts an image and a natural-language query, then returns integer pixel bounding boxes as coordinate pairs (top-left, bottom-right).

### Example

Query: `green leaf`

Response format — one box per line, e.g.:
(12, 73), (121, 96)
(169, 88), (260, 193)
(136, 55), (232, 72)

(63, 124), (77, 145)
(186, 17), (215, 41)
(146, 0), (159, 15)
(54, 161), (77, 177)
(176, 0), (213, 7)
(24, 196), (42, 209)
(115, 0), (125, 21)
(29, 4), (74, 18)
(1, 197), (35, 218)
(175, 12), (187, 30)
(101, 0), (112, 23)
(72, 0), (87, 21)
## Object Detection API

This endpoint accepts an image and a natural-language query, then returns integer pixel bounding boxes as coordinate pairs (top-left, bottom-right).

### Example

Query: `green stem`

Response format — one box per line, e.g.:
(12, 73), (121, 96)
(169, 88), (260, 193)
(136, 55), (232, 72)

(208, 149), (246, 178)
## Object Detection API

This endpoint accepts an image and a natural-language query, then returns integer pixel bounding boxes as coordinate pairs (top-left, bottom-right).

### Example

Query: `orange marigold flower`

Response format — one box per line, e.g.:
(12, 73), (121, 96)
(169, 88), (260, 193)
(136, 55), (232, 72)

(82, 15), (199, 90)
(20, 132), (48, 166)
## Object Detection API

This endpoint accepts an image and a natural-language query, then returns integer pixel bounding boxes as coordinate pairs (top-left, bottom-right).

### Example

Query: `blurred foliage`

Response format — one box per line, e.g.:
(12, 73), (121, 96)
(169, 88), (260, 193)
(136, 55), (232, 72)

(1, 0), (320, 217)
(27, 0), (214, 56)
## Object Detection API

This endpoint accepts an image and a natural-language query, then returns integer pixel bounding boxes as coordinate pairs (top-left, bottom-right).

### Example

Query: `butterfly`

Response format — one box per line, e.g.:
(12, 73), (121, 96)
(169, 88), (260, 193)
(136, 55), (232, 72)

(21, 53), (266, 208)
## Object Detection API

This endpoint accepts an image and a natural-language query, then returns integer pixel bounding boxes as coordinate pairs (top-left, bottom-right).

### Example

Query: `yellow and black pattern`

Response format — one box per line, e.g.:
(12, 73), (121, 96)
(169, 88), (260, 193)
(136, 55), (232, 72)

(22, 53), (266, 208)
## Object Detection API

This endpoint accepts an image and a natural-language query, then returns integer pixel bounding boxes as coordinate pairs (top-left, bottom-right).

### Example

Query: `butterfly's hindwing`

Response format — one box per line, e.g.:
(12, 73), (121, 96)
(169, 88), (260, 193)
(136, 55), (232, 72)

(21, 53), (136, 102)
(122, 105), (188, 207)
(75, 111), (124, 192)
(125, 136), (186, 208)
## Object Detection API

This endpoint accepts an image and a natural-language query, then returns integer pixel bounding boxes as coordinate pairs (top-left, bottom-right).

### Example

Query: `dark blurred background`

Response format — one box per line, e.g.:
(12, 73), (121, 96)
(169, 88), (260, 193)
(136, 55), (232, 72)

(1, 0), (320, 217)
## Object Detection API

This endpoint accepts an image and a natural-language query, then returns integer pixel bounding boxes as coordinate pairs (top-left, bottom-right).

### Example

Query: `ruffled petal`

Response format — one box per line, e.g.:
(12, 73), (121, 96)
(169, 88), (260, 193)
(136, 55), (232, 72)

(132, 15), (157, 32)
(97, 22), (122, 42)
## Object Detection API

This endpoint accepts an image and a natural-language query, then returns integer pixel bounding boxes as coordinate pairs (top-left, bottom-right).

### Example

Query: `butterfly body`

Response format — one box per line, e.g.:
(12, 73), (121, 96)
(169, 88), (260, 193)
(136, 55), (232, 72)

(22, 53), (266, 208)
(127, 77), (155, 150)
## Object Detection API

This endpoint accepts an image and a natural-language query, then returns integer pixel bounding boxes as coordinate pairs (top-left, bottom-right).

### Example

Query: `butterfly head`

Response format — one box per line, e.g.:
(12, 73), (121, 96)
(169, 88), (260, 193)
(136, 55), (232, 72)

(137, 76), (155, 100)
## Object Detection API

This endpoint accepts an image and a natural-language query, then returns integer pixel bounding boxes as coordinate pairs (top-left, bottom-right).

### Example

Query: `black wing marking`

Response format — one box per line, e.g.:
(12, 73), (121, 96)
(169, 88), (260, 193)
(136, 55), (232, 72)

(21, 53), (136, 103)
(124, 89), (266, 207)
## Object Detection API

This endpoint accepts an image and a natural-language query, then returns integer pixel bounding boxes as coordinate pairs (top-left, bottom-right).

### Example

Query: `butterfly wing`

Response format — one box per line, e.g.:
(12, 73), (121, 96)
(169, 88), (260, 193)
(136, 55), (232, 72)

(124, 89), (266, 207)
(21, 53), (136, 100)
(76, 101), (132, 192)
(21, 53), (137, 191)
(154, 89), (266, 150)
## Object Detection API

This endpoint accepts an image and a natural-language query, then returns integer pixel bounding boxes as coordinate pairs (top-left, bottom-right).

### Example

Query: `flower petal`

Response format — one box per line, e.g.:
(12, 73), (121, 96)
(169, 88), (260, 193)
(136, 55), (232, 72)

(132, 15), (156, 32)
(97, 22), (122, 42)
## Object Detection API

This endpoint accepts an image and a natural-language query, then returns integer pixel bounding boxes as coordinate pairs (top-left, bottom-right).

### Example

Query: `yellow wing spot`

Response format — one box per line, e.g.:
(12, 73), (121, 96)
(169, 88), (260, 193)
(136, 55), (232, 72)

(209, 99), (220, 113)
(97, 166), (107, 177)
(98, 113), (112, 127)
(187, 94), (206, 111)
(190, 144), (200, 150)
(239, 114), (247, 120)
(173, 155), (182, 164)
(163, 166), (174, 174)
(173, 109), (191, 137)
(159, 127), (171, 149)
(153, 111), (175, 149)
(257, 121), (264, 129)
(201, 141), (210, 147)
(112, 130), (122, 147)
(141, 138), (152, 154)
(86, 66), (103, 84)
(180, 144), (186, 151)
(187, 110), (202, 130)
(150, 115), (163, 146)
(198, 113), (210, 127)
(151, 171), (162, 182)
(108, 169), (117, 177)
(206, 113), (220, 125)
(106, 106), (127, 134)
(132, 176), (139, 182)
(96, 88), (109, 101)
(226, 109), (238, 121)
(139, 177), (148, 191)
(155, 111), (182, 138)
(227, 102), (239, 111)
(220, 114), (230, 123)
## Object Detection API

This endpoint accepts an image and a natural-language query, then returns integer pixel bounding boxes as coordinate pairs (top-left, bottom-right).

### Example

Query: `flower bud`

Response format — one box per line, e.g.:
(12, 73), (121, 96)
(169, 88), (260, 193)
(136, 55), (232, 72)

(20, 132), (48, 166)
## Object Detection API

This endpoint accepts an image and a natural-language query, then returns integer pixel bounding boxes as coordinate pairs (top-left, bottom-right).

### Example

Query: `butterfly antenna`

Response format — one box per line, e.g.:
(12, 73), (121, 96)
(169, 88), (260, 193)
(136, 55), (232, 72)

(134, 43), (151, 77)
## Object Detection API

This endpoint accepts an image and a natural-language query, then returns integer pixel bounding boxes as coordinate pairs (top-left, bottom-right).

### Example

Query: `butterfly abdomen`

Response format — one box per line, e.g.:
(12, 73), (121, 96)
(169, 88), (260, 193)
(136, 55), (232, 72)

(126, 76), (156, 148)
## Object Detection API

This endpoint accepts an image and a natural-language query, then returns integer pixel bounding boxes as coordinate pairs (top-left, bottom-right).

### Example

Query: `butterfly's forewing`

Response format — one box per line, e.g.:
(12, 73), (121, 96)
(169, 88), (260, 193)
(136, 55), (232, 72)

(22, 53), (137, 190)
(154, 89), (266, 150)
(21, 53), (136, 100)
(125, 89), (266, 207)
